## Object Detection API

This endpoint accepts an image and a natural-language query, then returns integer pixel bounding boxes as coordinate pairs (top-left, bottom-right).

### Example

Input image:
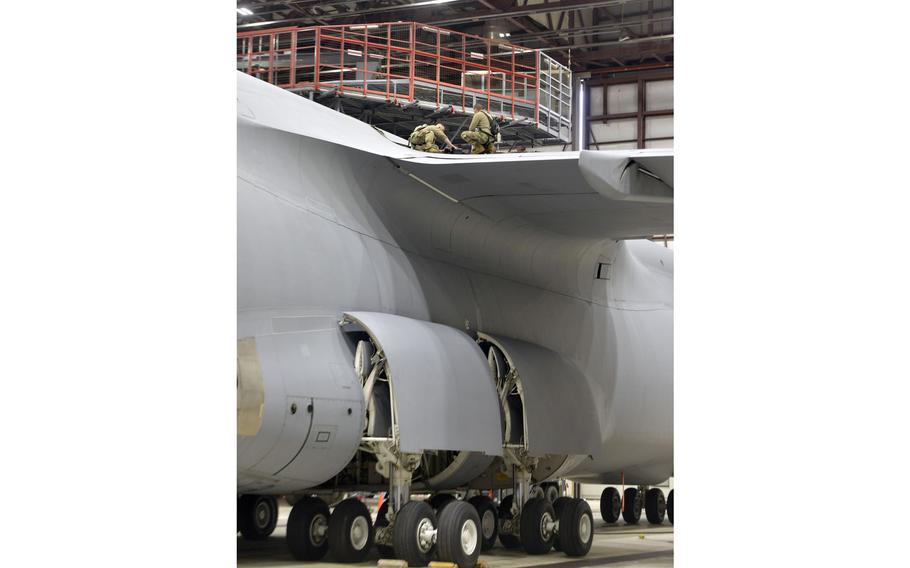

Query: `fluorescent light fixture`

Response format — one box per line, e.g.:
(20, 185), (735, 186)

(421, 25), (451, 35)
(321, 67), (358, 74)
(618, 35), (630, 42)
(470, 52), (485, 59)
(346, 49), (363, 56)
(236, 7), (253, 16)
(465, 70), (490, 75)
(349, 25), (379, 29)
(411, 0), (458, 6)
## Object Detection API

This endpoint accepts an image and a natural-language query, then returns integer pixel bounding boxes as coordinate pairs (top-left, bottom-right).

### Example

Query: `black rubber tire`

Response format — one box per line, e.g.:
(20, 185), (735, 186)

(544, 484), (560, 504)
(328, 498), (374, 563)
(667, 490), (673, 524)
(621, 488), (642, 524)
(428, 493), (457, 514)
(437, 501), (482, 568)
(519, 497), (556, 555)
(238, 495), (278, 540)
(551, 497), (573, 552)
(645, 488), (666, 525)
(287, 497), (330, 560)
(557, 498), (594, 557)
(374, 501), (395, 559)
(393, 500), (437, 567)
(600, 487), (621, 524)
(497, 495), (521, 549)
(467, 495), (498, 551)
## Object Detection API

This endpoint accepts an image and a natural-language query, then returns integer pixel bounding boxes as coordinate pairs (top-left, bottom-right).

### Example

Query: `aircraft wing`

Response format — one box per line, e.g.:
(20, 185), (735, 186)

(390, 149), (672, 238)
(238, 71), (672, 239)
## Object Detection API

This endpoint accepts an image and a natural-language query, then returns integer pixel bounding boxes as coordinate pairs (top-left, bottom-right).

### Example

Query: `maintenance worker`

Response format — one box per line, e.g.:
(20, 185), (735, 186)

(460, 103), (497, 154)
(408, 122), (455, 153)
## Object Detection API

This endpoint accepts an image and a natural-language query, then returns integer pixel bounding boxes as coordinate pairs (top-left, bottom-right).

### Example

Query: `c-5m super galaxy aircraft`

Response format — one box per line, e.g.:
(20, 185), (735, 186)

(237, 70), (673, 567)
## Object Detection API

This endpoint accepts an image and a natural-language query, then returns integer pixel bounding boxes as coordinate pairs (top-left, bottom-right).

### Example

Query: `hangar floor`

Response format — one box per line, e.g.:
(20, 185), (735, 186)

(238, 501), (673, 568)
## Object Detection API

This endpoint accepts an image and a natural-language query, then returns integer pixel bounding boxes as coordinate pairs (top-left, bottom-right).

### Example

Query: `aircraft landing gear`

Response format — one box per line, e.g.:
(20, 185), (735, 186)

(237, 494), (278, 540)
(468, 495), (498, 551)
(328, 497), (374, 562)
(436, 501), (482, 568)
(600, 487), (621, 524)
(393, 500), (438, 566)
(667, 489), (674, 524)
(520, 497), (556, 554)
(645, 488), (666, 524)
(621, 487), (643, 524)
(286, 496), (330, 560)
(555, 497), (594, 557)
(497, 495), (522, 549)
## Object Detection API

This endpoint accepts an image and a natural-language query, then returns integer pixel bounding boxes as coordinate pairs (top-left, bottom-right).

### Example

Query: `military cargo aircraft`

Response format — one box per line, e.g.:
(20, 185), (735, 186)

(237, 71), (673, 567)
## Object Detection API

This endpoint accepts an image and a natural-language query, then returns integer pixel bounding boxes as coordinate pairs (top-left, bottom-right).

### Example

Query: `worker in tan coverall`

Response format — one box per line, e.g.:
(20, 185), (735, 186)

(408, 123), (455, 153)
(460, 103), (496, 154)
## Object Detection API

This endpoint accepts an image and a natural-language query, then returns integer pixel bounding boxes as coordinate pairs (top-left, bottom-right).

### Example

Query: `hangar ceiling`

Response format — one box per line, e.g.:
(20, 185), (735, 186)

(236, 0), (673, 73)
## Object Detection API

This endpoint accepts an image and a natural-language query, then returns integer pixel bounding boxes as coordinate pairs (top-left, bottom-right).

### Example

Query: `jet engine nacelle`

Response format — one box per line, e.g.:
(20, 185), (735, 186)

(237, 317), (364, 494)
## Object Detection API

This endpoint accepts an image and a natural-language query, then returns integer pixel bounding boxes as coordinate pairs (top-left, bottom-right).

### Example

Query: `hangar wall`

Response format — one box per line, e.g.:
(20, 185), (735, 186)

(586, 75), (674, 150)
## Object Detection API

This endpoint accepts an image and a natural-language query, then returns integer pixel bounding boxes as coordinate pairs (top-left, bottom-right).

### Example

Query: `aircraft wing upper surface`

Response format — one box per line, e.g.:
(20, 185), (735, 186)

(238, 71), (672, 239)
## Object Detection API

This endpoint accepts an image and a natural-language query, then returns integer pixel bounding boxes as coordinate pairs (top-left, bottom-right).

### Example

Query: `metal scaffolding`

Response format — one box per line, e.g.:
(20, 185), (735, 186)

(237, 22), (572, 142)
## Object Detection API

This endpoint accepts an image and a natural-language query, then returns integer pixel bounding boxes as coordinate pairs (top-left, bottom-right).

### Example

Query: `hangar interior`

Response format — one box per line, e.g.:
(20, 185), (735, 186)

(238, 1), (673, 566)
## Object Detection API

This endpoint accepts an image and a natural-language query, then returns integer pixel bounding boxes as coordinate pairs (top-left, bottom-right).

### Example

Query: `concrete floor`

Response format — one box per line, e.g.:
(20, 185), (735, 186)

(238, 501), (673, 568)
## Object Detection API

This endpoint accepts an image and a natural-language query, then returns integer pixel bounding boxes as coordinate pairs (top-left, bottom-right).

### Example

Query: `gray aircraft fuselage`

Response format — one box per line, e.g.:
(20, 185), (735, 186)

(236, 72), (673, 496)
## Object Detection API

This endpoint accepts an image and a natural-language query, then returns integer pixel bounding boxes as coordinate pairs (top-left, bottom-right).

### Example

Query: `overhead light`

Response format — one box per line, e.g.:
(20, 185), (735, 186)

(236, 7), (253, 16)
(411, 0), (458, 6)
(618, 35), (630, 42)
(321, 67), (358, 74)
(470, 52), (485, 59)
(349, 25), (379, 30)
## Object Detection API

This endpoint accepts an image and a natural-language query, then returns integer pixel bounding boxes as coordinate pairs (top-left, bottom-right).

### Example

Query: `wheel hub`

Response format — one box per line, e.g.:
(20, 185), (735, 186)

(254, 501), (270, 529)
(578, 513), (592, 543)
(350, 516), (369, 550)
(539, 512), (554, 539)
(416, 518), (436, 553)
(460, 519), (478, 555)
(309, 514), (328, 546)
(481, 510), (495, 539)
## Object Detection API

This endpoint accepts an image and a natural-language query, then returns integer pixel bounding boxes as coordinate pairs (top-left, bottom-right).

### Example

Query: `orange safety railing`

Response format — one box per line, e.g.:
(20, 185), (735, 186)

(237, 22), (572, 139)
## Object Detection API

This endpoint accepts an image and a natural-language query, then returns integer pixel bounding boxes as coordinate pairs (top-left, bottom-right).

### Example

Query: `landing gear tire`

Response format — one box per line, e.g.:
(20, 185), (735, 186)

(287, 496), (330, 560)
(328, 498), (374, 563)
(544, 484), (560, 504)
(600, 487), (621, 524)
(621, 488), (642, 524)
(645, 488), (666, 525)
(436, 501), (481, 568)
(529, 486), (545, 500)
(393, 500), (437, 567)
(556, 498), (594, 557)
(375, 501), (395, 559)
(238, 495), (278, 540)
(428, 493), (456, 514)
(467, 495), (498, 551)
(497, 495), (521, 549)
(667, 490), (673, 524)
(551, 497), (573, 552)
(519, 497), (556, 555)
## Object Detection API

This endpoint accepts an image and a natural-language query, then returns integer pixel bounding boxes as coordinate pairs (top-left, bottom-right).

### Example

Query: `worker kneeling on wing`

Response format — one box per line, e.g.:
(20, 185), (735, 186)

(409, 122), (455, 153)
(461, 103), (498, 154)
